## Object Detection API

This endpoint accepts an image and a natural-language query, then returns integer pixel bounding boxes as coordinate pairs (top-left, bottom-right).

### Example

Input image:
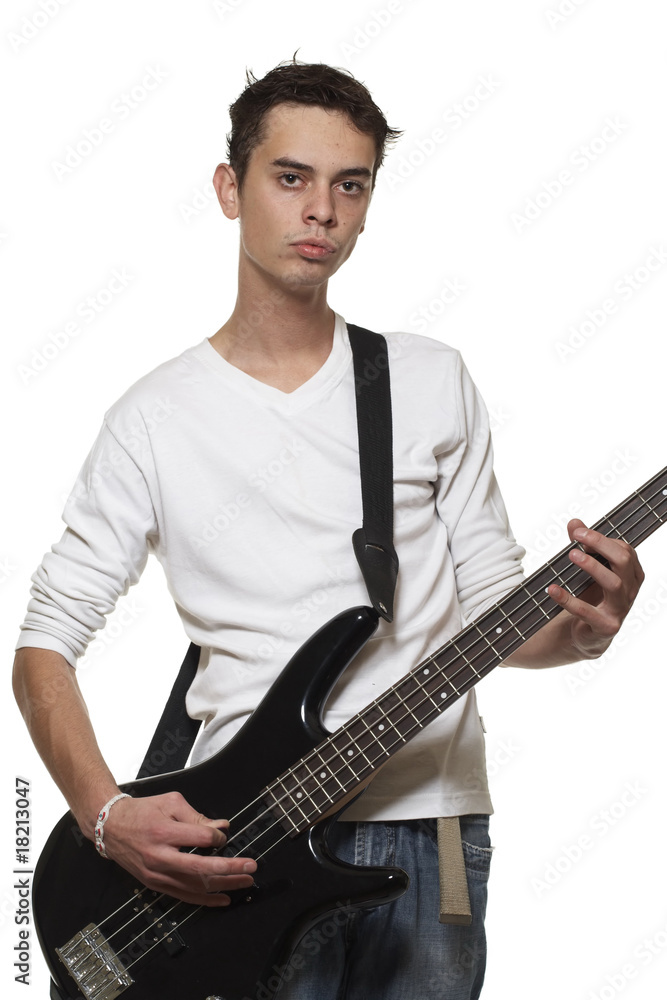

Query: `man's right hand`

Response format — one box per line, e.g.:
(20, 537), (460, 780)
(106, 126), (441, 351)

(101, 791), (257, 907)
(13, 650), (256, 907)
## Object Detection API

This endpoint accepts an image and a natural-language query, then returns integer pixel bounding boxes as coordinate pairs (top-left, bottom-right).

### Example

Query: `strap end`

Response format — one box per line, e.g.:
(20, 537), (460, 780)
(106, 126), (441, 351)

(352, 528), (398, 622)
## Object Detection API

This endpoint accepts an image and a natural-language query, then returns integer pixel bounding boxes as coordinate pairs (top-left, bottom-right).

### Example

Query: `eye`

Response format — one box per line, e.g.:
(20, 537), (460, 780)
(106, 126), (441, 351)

(279, 172), (301, 187)
(339, 180), (364, 194)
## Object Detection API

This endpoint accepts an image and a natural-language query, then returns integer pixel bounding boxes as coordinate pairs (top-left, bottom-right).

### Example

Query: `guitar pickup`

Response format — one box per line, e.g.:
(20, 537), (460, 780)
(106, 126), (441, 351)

(135, 895), (187, 957)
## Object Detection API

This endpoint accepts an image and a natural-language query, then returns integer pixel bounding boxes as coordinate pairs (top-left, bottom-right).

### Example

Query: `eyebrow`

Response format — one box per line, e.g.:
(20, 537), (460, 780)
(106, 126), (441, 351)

(270, 157), (373, 180)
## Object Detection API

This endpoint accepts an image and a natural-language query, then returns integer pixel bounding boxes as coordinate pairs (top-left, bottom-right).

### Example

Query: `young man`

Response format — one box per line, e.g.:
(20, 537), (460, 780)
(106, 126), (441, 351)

(14, 61), (644, 1000)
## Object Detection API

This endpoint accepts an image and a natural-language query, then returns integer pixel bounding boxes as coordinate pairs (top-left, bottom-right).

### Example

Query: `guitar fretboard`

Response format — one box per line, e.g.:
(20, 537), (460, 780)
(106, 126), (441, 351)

(264, 467), (667, 834)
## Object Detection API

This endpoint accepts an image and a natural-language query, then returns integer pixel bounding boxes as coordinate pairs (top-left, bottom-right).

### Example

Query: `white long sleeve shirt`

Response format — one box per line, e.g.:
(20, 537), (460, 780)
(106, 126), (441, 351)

(16, 313), (525, 820)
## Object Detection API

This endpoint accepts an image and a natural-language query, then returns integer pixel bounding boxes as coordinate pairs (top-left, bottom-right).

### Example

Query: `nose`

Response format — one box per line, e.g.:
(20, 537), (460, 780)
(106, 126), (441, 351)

(304, 183), (336, 227)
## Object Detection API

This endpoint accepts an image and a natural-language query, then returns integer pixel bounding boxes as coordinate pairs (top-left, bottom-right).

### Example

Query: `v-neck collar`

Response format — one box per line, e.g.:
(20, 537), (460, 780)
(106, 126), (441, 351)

(193, 312), (351, 413)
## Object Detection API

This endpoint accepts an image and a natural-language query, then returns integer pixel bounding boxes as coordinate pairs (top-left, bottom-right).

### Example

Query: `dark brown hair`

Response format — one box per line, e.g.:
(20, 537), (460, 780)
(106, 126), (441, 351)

(226, 58), (402, 192)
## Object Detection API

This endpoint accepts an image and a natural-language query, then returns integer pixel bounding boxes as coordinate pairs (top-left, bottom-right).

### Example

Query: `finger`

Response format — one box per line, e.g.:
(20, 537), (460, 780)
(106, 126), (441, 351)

(185, 854), (257, 879)
(567, 518), (589, 543)
(136, 872), (236, 907)
(567, 520), (614, 561)
(153, 819), (227, 851)
(200, 873), (258, 894)
(207, 818), (230, 833)
(547, 584), (619, 637)
(155, 866), (256, 905)
(569, 525), (643, 586)
(151, 846), (257, 880)
(156, 793), (232, 850)
(199, 818), (232, 847)
(186, 863), (256, 896)
(567, 546), (625, 601)
(159, 790), (222, 826)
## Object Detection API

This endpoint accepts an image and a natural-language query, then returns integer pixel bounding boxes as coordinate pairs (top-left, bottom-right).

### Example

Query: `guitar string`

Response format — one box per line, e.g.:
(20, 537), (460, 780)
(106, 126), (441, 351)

(228, 479), (667, 833)
(71, 484), (667, 979)
(70, 485), (667, 987)
(77, 535), (587, 983)
(82, 497), (667, 986)
(77, 483), (667, 972)
(181, 484), (667, 863)
(228, 483), (667, 840)
(120, 500), (667, 976)
(121, 475), (667, 897)
(121, 507), (667, 984)
(93, 523), (597, 951)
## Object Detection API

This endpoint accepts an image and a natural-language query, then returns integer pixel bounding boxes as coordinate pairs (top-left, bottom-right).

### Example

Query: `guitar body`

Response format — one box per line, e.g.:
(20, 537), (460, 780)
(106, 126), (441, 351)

(33, 606), (409, 1000)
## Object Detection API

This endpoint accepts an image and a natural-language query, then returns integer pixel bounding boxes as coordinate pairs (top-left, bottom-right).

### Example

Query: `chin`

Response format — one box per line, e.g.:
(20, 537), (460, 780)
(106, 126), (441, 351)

(283, 264), (335, 287)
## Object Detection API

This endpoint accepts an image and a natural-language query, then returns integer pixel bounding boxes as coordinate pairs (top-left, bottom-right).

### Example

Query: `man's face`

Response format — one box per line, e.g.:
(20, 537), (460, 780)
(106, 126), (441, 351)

(228, 103), (376, 290)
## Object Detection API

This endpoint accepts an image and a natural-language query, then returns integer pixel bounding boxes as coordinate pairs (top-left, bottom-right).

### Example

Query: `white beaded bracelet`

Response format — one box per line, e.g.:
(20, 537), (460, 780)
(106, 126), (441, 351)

(94, 793), (131, 858)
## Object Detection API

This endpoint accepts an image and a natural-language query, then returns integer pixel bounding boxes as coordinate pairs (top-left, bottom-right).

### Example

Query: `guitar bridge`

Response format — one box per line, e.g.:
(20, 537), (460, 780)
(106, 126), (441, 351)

(56, 923), (134, 1000)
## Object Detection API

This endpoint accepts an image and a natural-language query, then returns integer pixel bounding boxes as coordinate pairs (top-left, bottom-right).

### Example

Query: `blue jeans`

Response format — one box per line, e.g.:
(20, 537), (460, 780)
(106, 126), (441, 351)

(274, 814), (491, 1000)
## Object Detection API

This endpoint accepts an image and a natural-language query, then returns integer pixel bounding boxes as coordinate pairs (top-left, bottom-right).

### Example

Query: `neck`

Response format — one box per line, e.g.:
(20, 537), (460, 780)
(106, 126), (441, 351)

(209, 257), (336, 392)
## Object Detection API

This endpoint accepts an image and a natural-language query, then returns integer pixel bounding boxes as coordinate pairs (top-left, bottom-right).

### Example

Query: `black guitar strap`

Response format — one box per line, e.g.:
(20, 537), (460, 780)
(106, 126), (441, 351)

(136, 641), (203, 778)
(136, 322), (397, 779)
(346, 323), (399, 622)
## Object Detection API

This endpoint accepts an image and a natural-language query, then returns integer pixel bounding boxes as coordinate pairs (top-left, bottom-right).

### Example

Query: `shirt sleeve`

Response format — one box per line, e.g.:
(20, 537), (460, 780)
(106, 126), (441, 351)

(15, 420), (158, 667)
(434, 352), (525, 624)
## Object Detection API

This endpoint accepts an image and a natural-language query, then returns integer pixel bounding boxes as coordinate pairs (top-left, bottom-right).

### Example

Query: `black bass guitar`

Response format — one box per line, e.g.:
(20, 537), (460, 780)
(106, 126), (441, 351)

(33, 467), (667, 1000)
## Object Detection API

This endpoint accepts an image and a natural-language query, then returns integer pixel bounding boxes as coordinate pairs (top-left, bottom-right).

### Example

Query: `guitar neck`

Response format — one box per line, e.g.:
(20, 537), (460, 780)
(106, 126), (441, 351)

(267, 467), (667, 834)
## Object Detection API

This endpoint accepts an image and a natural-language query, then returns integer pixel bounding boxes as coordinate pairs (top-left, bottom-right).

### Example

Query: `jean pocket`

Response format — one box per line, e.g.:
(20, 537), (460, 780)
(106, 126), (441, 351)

(461, 839), (494, 881)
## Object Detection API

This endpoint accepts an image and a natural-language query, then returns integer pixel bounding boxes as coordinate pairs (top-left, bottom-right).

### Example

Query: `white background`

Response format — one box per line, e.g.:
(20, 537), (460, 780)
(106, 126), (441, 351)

(2, 1), (666, 998)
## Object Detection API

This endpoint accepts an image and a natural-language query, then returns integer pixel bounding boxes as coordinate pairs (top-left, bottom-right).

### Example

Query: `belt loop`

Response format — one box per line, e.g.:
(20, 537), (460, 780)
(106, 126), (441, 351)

(437, 816), (472, 925)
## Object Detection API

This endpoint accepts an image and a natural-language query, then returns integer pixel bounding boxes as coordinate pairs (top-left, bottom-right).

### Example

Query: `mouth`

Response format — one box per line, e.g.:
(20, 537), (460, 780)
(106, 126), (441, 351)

(290, 238), (337, 259)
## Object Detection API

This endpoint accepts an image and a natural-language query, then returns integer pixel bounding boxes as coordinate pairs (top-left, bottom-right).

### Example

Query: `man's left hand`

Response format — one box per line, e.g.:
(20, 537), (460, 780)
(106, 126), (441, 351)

(547, 518), (645, 658)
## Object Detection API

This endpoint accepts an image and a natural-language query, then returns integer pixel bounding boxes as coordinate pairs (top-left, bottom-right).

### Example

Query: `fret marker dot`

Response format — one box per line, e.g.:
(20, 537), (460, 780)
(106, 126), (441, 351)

(440, 692), (446, 699)
(319, 771), (326, 779)
(663, 490), (667, 496)
(423, 668), (430, 675)
(347, 750), (354, 757)
(378, 724), (385, 731)
(495, 627), (502, 633)
(296, 792), (303, 799)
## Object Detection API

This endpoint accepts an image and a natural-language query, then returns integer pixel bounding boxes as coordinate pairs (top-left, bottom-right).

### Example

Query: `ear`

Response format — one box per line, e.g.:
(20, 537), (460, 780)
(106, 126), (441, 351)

(213, 162), (240, 220)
